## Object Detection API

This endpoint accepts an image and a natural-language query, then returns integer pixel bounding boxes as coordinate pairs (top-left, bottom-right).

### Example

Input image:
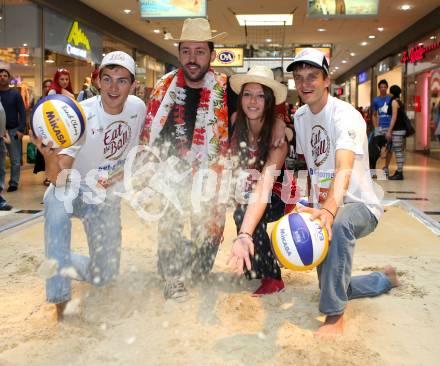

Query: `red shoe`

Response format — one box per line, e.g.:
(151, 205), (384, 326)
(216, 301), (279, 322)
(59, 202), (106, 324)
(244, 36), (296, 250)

(252, 278), (285, 297)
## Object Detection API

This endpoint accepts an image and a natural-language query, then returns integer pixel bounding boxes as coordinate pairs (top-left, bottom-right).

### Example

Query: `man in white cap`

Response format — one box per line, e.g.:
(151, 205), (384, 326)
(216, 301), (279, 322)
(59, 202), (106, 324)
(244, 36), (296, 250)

(33, 51), (146, 320)
(287, 48), (400, 336)
(140, 18), (230, 301)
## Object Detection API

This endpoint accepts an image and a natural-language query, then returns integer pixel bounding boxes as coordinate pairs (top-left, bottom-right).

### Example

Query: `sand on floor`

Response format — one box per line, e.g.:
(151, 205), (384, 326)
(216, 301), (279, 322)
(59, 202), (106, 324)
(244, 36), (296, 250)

(0, 205), (439, 366)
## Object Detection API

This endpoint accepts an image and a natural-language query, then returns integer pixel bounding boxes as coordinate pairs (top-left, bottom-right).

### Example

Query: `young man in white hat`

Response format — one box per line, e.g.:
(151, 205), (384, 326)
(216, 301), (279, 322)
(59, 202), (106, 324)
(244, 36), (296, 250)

(33, 51), (146, 320)
(140, 18), (230, 301)
(287, 48), (400, 336)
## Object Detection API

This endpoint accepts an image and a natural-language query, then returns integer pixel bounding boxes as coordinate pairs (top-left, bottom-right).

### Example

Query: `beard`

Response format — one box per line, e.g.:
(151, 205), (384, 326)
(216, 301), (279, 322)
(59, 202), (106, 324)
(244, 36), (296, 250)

(182, 62), (210, 83)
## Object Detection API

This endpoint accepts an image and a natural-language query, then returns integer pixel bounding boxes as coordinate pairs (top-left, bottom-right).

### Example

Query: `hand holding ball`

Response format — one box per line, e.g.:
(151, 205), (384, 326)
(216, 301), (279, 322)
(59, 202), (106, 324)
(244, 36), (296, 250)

(31, 94), (86, 148)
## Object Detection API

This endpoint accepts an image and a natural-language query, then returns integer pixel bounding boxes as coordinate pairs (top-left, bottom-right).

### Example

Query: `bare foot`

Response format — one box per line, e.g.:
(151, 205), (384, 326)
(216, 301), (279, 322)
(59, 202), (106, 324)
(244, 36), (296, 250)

(383, 265), (401, 288)
(315, 314), (344, 337)
(55, 301), (68, 322)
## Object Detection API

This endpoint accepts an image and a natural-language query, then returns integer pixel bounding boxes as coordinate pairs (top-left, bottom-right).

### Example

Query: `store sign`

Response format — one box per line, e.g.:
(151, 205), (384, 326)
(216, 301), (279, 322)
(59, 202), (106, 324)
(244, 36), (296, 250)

(66, 21), (91, 59)
(400, 41), (440, 64)
(358, 71), (368, 84)
(211, 48), (243, 67)
(139, 0), (206, 18)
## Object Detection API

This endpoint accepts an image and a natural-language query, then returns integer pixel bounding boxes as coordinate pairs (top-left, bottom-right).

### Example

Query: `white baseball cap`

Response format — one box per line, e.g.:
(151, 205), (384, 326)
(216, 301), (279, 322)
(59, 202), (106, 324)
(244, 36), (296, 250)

(100, 51), (136, 76)
(286, 48), (329, 75)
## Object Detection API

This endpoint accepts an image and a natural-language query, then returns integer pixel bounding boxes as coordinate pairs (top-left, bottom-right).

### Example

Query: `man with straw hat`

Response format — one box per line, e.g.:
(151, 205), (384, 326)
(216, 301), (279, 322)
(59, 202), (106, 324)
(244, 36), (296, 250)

(140, 18), (230, 301)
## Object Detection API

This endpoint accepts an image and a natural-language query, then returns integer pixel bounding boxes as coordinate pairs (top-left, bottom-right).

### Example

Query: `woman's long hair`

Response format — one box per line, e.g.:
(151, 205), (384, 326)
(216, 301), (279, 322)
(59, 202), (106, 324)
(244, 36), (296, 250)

(232, 83), (276, 170)
(50, 69), (74, 95)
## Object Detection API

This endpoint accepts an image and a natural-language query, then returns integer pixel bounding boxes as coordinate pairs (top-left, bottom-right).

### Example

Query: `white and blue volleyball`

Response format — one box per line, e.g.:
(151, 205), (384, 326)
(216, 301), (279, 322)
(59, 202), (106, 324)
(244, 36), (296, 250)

(31, 94), (86, 148)
(271, 212), (329, 271)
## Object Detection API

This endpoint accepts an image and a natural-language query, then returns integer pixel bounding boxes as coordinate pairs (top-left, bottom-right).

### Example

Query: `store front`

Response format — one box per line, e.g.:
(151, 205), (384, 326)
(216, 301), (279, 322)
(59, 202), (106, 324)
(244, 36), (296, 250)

(357, 70), (371, 109)
(403, 29), (440, 154)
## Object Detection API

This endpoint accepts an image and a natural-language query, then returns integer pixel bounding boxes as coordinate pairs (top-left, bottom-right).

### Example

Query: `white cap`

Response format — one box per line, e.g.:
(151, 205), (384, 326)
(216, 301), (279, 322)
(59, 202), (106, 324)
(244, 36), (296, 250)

(100, 51), (135, 76)
(286, 48), (329, 74)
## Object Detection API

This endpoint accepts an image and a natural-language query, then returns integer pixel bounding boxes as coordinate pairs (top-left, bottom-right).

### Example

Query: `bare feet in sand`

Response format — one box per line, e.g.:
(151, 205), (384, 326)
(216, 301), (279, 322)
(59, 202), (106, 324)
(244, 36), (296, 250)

(384, 265), (401, 288)
(315, 314), (344, 337)
(55, 301), (68, 322)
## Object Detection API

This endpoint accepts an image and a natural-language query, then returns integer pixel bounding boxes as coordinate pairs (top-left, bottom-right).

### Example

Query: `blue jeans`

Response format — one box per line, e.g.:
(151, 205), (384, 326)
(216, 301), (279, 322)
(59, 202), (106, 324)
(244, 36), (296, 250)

(317, 202), (392, 316)
(44, 185), (122, 304)
(3, 128), (22, 188)
(0, 138), (6, 192)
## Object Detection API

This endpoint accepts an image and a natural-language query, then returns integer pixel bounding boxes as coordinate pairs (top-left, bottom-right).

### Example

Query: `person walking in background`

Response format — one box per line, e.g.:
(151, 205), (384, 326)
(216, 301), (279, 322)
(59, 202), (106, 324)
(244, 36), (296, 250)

(0, 97), (12, 210)
(33, 79), (52, 186)
(386, 85), (407, 180)
(372, 79), (392, 176)
(48, 69), (74, 99)
(77, 69), (100, 102)
(0, 69), (26, 193)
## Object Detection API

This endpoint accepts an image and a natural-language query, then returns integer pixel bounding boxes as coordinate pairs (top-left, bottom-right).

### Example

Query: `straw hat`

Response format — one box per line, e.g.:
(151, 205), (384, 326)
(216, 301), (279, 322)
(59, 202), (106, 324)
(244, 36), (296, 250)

(171, 18), (227, 42)
(230, 65), (287, 104)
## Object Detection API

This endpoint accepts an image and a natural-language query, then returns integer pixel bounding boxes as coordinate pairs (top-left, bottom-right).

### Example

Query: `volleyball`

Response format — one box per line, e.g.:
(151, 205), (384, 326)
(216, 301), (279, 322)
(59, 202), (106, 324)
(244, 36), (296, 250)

(271, 212), (329, 271)
(31, 94), (86, 148)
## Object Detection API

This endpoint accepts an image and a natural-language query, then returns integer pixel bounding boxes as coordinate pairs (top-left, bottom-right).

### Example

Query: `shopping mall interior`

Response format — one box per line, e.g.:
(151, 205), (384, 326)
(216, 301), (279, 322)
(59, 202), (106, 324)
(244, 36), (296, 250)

(0, 1), (440, 365)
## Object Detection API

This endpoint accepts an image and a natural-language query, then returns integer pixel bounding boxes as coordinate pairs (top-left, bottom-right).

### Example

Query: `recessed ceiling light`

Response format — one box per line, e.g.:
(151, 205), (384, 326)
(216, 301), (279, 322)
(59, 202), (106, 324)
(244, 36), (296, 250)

(335, 66), (339, 70)
(350, 52), (356, 56)
(153, 29), (161, 34)
(173, 43), (178, 47)
(22, 43), (28, 47)
(212, 29), (217, 33)
(361, 41), (368, 46)
(430, 36), (436, 40)
(123, 9), (132, 14)
(235, 14), (293, 26)
(45, 59), (55, 63)
(317, 28), (326, 32)
(368, 35), (376, 39)
(399, 4), (412, 11)
(418, 42), (424, 46)
(342, 60), (347, 64)
(266, 38), (272, 42)
(102, 53), (106, 56)
(377, 27), (384, 32)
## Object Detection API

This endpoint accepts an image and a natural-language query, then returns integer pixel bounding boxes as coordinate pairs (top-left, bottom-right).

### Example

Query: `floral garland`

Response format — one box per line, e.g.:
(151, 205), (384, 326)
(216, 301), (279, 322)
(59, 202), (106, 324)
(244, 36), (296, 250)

(141, 68), (229, 167)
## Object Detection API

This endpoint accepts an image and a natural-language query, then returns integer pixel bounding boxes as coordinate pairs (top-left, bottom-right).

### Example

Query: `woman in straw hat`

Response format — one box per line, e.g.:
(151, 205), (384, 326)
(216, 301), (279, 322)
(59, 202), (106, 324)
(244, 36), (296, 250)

(228, 65), (294, 296)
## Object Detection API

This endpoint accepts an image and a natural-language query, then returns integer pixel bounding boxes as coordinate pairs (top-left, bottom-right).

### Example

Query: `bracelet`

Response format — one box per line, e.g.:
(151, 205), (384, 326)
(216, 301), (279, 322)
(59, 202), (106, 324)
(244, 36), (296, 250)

(238, 231), (253, 240)
(322, 207), (335, 219)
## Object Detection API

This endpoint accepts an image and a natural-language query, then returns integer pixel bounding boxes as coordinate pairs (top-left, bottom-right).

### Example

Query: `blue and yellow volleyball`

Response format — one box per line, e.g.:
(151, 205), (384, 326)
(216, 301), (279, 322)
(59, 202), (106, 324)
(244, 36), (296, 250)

(31, 94), (86, 148)
(271, 212), (329, 271)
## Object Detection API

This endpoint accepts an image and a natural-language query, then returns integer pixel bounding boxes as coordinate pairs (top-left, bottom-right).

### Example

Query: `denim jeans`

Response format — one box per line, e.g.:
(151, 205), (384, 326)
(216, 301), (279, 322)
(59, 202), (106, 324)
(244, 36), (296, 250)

(317, 202), (392, 315)
(44, 185), (122, 304)
(234, 193), (285, 280)
(0, 138), (6, 192)
(4, 128), (22, 187)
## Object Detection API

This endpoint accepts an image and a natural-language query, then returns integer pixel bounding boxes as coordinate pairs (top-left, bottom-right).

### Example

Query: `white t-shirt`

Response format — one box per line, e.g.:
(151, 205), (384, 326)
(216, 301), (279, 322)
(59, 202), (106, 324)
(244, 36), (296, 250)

(294, 95), (383, 220)
(61, 95), (146, 189)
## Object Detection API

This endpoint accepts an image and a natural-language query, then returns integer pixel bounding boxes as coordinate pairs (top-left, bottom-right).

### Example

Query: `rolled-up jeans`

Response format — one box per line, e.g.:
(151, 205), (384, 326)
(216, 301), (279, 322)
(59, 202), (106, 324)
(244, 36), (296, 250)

(317, 202), (392, 316)
(44, 185), (121, 304)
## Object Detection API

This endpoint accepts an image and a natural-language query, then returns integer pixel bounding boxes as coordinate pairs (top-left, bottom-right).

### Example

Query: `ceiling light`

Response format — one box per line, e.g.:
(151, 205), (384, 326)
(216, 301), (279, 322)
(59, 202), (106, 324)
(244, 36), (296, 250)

(341, 60), (347, 64)
(361, 41), (368, 46)
(235, 14), (293, 26)
(22, 43), (28, 47)
(45, 59), (55, 63)
(266, 38), (272, 43)
(399, 4), (412, 11)
(19, 53), (29, 57)
(153, 29), (160, 34)
(317, 28), (326, 32)
(102, 53), (106, 56)
(212, 29), (217, 33)
(430, 36), (436, 40)
(368, 35), (376, 39)
(350, 52), (356, 56)
(173, 43), (178, 47)
(418, 42), (424, 46)
(377, 27), (384, 32)
(123, 9), (132, 14)
(335, 66), (339, 70)
(164, 32), (173, 40)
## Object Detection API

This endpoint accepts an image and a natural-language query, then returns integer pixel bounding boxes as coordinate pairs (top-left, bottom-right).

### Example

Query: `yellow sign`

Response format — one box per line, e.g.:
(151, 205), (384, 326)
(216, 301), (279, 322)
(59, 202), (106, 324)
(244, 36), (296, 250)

(212, 48), (244, 67)
(66, 21), (91, 51)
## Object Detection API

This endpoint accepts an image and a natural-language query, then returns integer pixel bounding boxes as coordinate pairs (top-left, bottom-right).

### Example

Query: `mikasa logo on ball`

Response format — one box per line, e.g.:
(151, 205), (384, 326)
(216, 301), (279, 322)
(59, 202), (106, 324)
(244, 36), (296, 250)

(103, 121), (132, 160)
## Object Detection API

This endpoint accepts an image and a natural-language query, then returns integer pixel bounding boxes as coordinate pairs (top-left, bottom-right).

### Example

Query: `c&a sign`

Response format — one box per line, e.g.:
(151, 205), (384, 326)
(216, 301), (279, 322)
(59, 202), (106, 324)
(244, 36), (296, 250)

(401, 40), (440, 64)
(212, 48), (243, 67)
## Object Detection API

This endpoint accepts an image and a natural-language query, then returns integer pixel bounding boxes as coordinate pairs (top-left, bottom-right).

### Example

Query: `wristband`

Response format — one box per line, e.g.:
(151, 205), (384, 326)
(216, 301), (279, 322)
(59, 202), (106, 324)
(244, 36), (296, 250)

(322, 207), (335, 219)
(238, 231), (253, 239)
